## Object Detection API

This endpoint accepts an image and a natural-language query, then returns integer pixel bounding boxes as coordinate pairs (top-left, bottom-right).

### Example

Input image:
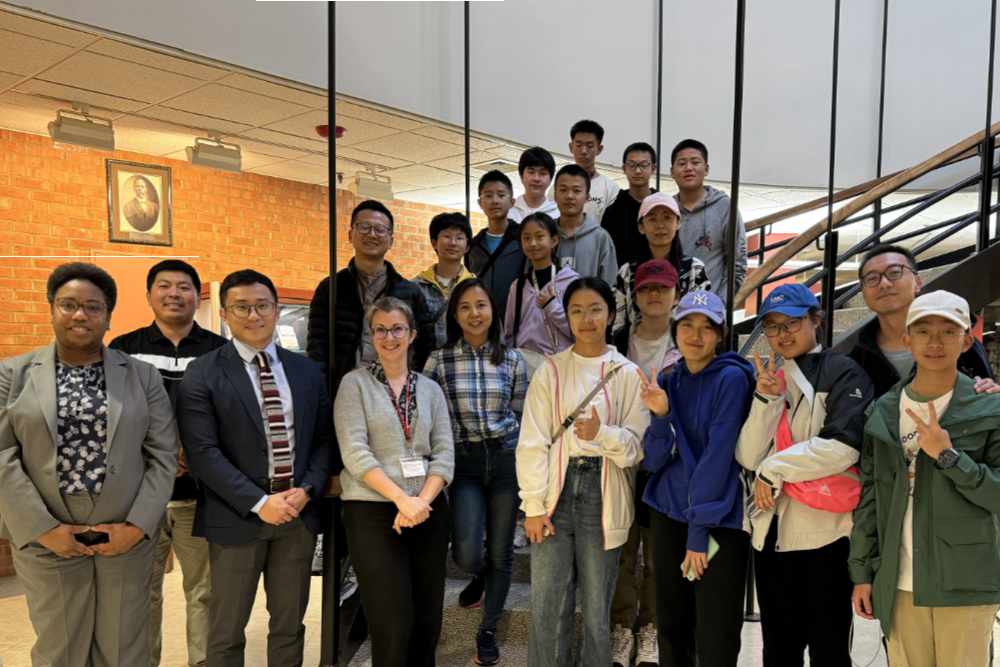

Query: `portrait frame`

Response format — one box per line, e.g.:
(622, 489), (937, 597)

(107, 160), (173, 246)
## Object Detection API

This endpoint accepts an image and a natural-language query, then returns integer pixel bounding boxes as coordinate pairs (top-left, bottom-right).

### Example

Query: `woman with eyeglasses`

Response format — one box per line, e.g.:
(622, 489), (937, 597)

(735, 283), (874, 665)
(0, 262), (178, 665)
(334, 296), (455, 667)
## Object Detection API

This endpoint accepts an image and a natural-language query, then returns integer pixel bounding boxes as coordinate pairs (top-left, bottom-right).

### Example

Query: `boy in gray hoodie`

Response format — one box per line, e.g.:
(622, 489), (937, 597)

(671, 139), (747, 304)
(553, 164), (619, 287)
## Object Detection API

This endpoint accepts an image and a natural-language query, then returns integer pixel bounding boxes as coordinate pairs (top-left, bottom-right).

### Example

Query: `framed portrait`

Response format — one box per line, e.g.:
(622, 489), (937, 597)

(107, 160), (172, 246)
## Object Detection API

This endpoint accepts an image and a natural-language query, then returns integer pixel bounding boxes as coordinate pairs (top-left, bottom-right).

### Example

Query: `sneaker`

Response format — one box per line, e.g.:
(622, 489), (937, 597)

(474, 628), (500, 666)
(512, 519), (529, 550)
(311, 536), (324, 575)
(459, 574), (485, 608)
(635, 623), (659, 666)
(611, 624), (634, 667)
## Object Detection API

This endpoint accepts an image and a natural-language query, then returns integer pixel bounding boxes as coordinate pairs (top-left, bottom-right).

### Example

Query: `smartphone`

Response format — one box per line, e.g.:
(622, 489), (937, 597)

(685, 535), (720, 581)
(74, 530), (109, 546)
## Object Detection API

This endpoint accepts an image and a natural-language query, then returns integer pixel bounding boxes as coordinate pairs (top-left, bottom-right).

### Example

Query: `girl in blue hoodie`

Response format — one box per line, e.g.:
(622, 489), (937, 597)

(638, 290), (754, 667)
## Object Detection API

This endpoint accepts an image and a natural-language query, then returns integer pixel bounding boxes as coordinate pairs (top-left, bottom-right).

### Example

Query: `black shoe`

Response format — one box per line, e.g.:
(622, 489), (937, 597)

(459, 574), (485, 608)
(475, 628), (500, 665)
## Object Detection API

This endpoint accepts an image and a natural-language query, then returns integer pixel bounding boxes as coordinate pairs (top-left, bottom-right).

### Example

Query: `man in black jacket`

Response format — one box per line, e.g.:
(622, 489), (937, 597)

(848, 244), (997, 398)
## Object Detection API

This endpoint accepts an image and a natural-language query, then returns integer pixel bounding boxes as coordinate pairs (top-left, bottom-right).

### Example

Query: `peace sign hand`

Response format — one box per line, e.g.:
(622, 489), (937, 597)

(904, 401), (952, 461)
(753, 352), (786, 397)
(636, 367), (669, 417)
(574, 406), (602, 442)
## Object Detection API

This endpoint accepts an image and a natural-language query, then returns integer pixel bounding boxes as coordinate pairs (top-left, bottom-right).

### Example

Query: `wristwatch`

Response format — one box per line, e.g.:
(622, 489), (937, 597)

(936, 448), (960, 470)
(301, 483), (315, 498)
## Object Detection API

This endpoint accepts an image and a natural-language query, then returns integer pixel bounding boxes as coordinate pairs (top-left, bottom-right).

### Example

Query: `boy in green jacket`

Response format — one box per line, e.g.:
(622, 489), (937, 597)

(849, 290), (1000, 666)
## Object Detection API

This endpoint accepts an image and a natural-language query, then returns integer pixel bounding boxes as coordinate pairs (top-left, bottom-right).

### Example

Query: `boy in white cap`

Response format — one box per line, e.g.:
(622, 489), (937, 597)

(849, 290), (1000, 667)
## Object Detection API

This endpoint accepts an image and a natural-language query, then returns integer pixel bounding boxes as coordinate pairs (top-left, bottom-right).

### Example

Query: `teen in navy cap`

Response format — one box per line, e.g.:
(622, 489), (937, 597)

(758, 283), (819, 318)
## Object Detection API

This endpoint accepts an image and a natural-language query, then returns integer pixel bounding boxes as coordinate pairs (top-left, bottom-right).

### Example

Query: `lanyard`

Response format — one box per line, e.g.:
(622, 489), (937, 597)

(391, 377), (412, 442)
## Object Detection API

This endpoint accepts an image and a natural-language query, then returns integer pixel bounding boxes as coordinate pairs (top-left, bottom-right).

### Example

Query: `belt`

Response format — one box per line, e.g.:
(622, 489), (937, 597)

(269, 477), (292, 493)
(568, 456), (602, 471)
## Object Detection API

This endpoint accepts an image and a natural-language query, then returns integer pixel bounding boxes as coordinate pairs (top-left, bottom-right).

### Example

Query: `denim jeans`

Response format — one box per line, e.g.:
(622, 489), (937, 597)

(450, 440), (519, 631)
(529, 457), (621, 667)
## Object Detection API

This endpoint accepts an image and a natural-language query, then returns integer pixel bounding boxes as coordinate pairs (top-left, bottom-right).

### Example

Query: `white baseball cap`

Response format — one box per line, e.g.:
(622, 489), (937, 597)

(905, 290), (971, 330)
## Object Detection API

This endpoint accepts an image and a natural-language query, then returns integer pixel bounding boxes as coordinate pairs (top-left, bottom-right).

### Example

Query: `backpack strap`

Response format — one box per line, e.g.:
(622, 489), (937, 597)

(511, 271), (529, 345)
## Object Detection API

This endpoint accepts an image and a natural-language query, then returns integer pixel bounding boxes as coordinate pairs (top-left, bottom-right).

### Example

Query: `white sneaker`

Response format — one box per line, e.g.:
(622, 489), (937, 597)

(611, 624), (634, 667)
(635, 623), (659, 666)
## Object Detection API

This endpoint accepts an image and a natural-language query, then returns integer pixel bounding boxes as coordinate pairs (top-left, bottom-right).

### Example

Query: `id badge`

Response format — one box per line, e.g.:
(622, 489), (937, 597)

(400, 456), (427, 479)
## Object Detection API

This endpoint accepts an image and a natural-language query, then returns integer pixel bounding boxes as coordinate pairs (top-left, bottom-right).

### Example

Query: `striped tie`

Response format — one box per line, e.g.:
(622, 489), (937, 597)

(254, 351), (293, 484)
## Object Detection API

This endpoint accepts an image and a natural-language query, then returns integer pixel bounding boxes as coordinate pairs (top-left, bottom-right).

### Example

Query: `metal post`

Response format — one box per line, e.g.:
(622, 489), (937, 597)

(756, 226), (766, 314)
(464, 1), (471, 221)
(979, 0), (998, 251)
(724, 0), (746, 350)
(319, 2), (340, 665)
(655, 0), (663, 190)
(873, 0), (889, 232)
(823, 0), (841, 349)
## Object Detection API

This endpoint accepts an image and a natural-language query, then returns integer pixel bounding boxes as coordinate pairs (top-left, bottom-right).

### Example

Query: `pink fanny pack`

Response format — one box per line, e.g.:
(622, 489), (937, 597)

(773, 370), (861, 514)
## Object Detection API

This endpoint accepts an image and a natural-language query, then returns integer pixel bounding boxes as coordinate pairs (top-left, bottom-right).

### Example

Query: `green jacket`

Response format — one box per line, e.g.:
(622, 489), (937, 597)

(848, 373), (1000, 636)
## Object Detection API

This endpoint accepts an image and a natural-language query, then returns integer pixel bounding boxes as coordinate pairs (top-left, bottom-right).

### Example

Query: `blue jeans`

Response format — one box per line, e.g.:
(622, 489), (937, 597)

(450, 440), (519, 631)
(529, 457), (621, 667)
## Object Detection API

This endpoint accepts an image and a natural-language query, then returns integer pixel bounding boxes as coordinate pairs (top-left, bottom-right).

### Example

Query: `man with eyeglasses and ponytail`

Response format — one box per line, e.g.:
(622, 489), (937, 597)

(177, 269), (332, 666)
(848, 244), (997, 399)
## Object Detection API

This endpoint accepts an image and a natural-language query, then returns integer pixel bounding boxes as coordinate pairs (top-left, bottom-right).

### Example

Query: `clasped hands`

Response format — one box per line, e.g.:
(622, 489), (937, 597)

(258, 487), (311, 526)
(38, 522), (144, 559)
(392, 493), (432, 534)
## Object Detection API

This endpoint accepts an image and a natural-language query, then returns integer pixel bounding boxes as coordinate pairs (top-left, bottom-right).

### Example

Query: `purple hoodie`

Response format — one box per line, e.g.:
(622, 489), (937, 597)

(503, 265), (579, 355)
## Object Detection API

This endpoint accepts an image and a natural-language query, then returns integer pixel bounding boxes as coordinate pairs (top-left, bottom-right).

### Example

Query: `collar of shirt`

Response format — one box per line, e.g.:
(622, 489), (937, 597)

(147, 320), (209, 346)
(456, 339), (493, 356)
(232, 336), (280, 368)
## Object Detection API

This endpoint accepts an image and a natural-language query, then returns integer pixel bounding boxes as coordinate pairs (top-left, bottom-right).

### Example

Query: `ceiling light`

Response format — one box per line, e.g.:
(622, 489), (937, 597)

(48, 108), (115, 151)
(186, 137), (242, 173)
(355, 171), (393, 200)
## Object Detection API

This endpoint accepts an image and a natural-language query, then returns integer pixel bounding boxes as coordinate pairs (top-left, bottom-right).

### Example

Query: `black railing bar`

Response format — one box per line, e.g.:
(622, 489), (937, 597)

(874, 0), (890, 231)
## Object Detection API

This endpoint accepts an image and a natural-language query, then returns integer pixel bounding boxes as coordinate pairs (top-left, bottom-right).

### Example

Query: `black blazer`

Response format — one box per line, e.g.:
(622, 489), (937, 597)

(177, 341), (332, 545)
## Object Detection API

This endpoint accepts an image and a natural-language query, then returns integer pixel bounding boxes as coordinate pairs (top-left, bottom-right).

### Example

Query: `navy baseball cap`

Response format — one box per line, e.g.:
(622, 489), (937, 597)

(759, 284), (819, 318)
(673, 290), (725, 325)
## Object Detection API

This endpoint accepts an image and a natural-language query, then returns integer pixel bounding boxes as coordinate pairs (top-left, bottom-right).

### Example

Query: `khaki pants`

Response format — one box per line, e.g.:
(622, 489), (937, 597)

(888, 589), (999, 667)
(149, 501), (211, 667)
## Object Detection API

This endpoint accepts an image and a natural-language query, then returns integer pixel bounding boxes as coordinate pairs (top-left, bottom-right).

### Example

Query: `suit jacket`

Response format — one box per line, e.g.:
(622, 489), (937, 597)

(0, 344), (179, 549)
(177, 341), (332, 545)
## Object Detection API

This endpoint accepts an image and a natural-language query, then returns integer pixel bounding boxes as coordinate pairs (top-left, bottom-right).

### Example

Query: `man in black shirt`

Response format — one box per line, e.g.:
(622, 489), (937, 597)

(110, 259), (226, 667)
(601, 141), (658, 267)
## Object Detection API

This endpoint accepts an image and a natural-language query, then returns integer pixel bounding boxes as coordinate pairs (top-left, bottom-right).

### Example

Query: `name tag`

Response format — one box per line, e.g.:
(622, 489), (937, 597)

(400, 456), (427, 479)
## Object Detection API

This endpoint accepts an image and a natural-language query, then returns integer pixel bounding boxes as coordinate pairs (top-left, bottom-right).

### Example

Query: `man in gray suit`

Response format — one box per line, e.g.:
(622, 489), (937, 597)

(0, 262), (178, 667)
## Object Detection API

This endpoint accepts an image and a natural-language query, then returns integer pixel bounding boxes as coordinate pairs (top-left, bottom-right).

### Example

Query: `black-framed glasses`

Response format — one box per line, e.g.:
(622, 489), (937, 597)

(762, 317), (805, 338)
(625, 160), (653, 171)
(54, 298), (106, 317)
(861, 264), (914, 289)
(354, 222), (392, 237)
(227, 301), (276, 319)
(373, 324), (410, 340)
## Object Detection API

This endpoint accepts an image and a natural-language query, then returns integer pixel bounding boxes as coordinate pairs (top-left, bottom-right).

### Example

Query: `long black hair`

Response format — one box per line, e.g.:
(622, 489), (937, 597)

(563, 276), (616, 343)
(637, 209), (685, 269)
(445, 277), (507, 366)
(519, 211), (561, 268)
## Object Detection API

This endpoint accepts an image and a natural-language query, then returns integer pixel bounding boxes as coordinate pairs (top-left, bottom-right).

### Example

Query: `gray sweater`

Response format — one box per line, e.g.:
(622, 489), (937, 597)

(334, 367), (455, 502)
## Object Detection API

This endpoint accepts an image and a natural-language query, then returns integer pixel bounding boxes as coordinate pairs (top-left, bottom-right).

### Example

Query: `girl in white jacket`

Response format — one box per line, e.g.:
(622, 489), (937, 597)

(516, 276), (650, 667)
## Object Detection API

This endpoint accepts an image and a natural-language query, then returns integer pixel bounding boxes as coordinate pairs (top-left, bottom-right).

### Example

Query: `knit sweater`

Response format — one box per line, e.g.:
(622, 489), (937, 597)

(334, 366), (455, 502)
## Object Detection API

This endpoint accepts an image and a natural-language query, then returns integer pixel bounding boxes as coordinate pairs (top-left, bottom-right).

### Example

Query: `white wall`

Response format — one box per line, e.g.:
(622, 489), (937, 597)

(14, 0), (1000, 189)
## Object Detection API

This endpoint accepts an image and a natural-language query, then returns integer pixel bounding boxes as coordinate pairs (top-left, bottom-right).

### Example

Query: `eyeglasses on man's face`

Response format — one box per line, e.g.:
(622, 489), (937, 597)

(861, 264), (914, 289)
(372, 324), (410, 340)
(354, 222), (392, 238)
(762, 317), (805, 338)
(227, 301), (276, 319)
(54, 299), (107, 317)
(625, 160), (653, 172)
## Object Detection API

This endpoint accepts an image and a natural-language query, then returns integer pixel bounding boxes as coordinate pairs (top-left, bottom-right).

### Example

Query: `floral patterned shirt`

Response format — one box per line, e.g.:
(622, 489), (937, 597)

(55, 360), (109, 494)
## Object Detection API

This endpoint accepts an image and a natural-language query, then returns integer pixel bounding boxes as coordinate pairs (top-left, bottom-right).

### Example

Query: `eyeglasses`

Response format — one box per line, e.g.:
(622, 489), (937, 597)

(568, 306), (608, 321)
(861, 264), (914, 289)
(762, 317), (805, 338)
(354, 222), (392, 237)
(625, 160), (653, 171)
(373, 324), (410, 340)
(54, 299), (106, 317)
(227, 301), (276, 319)
(909, 328), (965, 344)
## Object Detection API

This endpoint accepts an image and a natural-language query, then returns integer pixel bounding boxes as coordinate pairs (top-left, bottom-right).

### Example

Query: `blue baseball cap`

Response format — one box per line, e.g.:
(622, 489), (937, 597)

(759, 284), (819, 318)
(673, 290), (725, 325)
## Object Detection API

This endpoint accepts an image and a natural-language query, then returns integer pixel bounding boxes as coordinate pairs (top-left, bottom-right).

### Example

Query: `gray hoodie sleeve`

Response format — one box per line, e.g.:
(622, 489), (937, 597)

(725, 206), (748, 290)
(598, 229), (619, 287)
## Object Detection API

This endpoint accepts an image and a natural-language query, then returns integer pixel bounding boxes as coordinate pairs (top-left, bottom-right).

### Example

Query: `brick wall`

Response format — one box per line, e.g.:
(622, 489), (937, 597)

(0, 128), (483, 575)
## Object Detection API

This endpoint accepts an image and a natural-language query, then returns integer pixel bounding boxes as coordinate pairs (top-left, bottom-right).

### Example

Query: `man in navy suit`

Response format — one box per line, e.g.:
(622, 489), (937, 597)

(178, 269), (331, 667)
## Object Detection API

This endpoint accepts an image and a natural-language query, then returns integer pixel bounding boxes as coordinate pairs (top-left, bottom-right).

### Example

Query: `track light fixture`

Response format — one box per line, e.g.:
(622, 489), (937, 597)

(186, 137), (242, 173)
(48, 105), (115, 151)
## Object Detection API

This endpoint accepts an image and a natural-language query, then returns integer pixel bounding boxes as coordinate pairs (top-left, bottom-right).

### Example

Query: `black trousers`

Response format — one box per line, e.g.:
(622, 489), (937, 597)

(651, 511), (749, 667)
(343, 496), (450, 667)
(754, 521), (853, 667)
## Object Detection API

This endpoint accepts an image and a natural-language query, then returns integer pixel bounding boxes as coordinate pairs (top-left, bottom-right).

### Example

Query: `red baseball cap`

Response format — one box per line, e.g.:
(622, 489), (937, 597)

(634, 259), (678, 290)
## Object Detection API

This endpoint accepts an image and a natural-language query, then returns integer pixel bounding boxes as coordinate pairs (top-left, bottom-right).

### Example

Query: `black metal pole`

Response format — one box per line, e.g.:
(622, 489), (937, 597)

(873, 0), (889, 232)
(724, 0), (745, 350)
(823, 0), (841, 349)
(979, 0), (997, 251)
(320, 2), (340, 665)
(464, 1), (471, 221)
(655, 0), (663, 190)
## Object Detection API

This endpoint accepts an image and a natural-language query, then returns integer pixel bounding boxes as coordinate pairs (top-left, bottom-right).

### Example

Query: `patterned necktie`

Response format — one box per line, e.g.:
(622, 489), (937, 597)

(254, 351), (292, 483)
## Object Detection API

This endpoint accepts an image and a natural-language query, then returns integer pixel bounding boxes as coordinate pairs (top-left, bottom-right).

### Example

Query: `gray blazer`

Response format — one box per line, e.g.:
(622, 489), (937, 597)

(0, 344), (179, 549)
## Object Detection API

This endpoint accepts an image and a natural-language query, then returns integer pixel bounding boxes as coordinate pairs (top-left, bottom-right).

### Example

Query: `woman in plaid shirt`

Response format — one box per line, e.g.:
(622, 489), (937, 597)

(423, 277), (528, 666)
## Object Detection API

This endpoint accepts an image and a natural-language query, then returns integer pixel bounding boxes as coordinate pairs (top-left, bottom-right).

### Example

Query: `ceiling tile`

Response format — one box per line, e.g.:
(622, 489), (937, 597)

(411, 125), (500, 150)
(486, 145), (528, 162)
(0, 90), (63, 112)
(114, 116), (197, 157)
(0, 95), (54, 134)
(0, 70), (22, 91)
(298, 153), (329, 168)
(352, 132), (465, 163)
(384, 164), (465, 188)
(241, 127), (327, 153)
(0, 30), (76, 76)
(219, 137), (308, 160)
(248, 160), (326, 185)
(41, 51), (202, 103)
(261, 108), (329, 137)
(336, 146), (411, 169)
(335, 116), (403, 146)
(136, 106), (253, 135)
(163, 83), (309, 126)
(0, 11), (95, 47)
(426, 151), (495, 173)
(335, 100), (423, 131)
(87, 39), (228, 81)
(394, 185), (471, 207)
(218, 73), (326, 109)
(15, 79), (146, 112)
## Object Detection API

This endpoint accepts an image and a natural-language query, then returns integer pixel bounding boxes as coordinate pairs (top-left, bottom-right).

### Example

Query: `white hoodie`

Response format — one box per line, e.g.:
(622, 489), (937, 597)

(516, 346), (649, 550)
(509, 195), (560, 223)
